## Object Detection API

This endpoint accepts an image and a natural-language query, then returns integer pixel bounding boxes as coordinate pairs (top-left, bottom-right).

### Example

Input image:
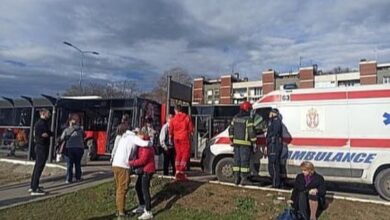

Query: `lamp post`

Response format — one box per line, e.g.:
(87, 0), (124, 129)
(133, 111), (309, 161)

(63, 41), (99, 90)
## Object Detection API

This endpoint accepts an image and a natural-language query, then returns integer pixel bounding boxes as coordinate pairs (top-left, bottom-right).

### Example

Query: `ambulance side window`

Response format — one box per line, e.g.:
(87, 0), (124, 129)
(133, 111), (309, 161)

(253, 107), (272, 133)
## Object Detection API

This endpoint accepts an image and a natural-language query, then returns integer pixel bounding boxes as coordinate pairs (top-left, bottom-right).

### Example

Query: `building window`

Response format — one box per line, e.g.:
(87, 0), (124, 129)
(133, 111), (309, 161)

(254, 88), (262, 96)
(207, 90), (213, 96)
(207, 100), (212, 104)
(214, 100), (219, 104)
(383, 76), (390, 84)
(233, 88), (247, 98)
(338, 80), (360, 87)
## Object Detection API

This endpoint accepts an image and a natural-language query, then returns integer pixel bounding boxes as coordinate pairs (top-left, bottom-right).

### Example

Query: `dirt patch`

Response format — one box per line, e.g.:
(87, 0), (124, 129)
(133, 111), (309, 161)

(153, 180), (390, 220)
(172, 183), (285, 219)
(0, 162), (64, 186)
(322, 198), (390, 220)
(178, 182), (237, 215)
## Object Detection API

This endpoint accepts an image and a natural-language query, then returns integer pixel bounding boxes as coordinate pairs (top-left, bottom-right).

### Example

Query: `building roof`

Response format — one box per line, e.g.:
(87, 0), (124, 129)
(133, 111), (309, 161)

(377, 63), (390, 68)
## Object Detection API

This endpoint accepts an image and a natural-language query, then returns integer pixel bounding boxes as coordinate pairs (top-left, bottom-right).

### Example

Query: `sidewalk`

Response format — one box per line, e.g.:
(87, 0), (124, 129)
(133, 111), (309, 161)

(0, 160), (113, 210)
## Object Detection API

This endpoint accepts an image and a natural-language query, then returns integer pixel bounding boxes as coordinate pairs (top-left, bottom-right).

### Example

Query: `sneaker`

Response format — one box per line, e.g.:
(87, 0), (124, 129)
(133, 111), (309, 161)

(116, 212), (127, 217)
(30, 189), (47, 196)
(28, 186), (44, 192)
(132, 205), (145, 214)
(65, 180), (72, 184)
(138, 211), (153, 220)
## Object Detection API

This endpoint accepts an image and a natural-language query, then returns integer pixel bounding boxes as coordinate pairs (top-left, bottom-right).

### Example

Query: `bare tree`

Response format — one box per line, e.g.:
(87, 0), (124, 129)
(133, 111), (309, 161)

(143, 67), (193, 103)
(63, 80), (139, 98)
(322, 66), (357, 75)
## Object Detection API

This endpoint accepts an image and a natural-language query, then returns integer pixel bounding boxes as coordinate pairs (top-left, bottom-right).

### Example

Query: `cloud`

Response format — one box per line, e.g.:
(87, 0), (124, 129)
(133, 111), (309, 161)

(0, 0), (390, 98)
(4, 60), (26, 67)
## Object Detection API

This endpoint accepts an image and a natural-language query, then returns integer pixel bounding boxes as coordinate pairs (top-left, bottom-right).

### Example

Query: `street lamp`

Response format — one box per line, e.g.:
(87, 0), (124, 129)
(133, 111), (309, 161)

(63, 41), (99, 90)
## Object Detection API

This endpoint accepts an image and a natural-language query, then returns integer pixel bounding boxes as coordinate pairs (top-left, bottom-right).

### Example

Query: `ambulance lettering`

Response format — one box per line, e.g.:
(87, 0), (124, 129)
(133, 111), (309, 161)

(288, 151), (377, 164)
(384, 112), (390, 125)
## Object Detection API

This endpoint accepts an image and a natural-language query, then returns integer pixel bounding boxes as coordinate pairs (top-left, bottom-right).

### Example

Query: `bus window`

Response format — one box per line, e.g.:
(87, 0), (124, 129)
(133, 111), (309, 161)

(107, 110), (133, 153)
(16, 108), (31, 126)
(85, 109), (109, 131)
(0, 108), (31, 126)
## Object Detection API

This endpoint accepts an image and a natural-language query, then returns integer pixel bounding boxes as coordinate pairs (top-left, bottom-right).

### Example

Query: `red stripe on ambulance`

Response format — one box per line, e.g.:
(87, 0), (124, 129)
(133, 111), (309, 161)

(291, 92), (347, 101)
(215, 136), (390, 148)
(258, 89), (390, 103)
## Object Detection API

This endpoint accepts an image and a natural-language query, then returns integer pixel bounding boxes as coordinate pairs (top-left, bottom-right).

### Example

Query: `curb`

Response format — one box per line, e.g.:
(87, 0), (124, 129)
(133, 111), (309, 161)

(0, 158), (66, 170)
(0, 178), (112, 211)
(208, 180), (390, 206)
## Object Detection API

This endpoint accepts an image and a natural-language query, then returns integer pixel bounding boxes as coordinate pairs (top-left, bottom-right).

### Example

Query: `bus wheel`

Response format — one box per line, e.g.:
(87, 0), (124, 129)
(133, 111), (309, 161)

(375, 168), (390, 200)
(215, 157), (235, 183)
(86, 139), (98, 161)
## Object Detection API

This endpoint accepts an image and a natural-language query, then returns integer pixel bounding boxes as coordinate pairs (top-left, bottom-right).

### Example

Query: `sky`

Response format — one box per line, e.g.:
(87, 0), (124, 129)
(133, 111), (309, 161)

(1, 0), (390, 97)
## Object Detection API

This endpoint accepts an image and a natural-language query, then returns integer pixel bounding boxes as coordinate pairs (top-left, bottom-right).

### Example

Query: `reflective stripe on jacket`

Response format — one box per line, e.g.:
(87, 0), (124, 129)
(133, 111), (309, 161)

(228, 111), (257, 146)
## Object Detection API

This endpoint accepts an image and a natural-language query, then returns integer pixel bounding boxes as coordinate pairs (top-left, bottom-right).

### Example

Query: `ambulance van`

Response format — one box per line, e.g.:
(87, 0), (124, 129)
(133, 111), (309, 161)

(201, 84), (390, 200)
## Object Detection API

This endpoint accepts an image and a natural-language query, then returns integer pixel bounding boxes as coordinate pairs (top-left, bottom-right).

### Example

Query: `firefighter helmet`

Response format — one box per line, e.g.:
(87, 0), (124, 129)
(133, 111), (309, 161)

(240, 101), (252, 112)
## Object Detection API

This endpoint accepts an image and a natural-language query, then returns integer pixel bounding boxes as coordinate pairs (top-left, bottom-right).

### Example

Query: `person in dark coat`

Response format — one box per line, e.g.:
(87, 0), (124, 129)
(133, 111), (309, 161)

(291, 161), (326, 220)
(30, 108), (53, 196)
(266, 108), (283, 188)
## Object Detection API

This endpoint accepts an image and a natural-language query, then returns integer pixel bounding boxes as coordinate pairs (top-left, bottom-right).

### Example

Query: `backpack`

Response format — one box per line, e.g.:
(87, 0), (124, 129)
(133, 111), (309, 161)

(277, 208), (307, 220)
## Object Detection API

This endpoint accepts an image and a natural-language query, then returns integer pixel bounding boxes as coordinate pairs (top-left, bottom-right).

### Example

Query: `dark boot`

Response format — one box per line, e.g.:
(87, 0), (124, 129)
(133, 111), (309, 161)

(234, 172), (241, 186)
(240, 174), (251, 186)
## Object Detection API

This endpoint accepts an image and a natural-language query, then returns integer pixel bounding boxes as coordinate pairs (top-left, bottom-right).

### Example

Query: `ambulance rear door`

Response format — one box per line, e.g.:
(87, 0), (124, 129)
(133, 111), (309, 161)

(347, 89), (390, 182)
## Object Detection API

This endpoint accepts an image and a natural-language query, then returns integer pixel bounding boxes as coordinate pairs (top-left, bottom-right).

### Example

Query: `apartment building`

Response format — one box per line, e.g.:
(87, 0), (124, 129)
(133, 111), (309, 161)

(192, 59), (390, 105)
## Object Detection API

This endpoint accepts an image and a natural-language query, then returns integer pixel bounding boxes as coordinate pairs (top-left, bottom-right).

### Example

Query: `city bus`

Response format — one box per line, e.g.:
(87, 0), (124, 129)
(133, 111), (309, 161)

(0, 96), (161, 161)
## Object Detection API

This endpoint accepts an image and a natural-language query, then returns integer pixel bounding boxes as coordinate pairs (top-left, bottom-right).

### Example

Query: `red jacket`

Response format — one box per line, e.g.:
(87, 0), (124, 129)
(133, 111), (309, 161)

(129, 146), (155, 174)
(169, 112), (193, 143)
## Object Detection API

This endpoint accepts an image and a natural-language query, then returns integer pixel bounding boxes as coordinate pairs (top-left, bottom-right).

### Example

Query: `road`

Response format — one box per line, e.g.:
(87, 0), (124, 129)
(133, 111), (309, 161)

(0, 160), (113, 209)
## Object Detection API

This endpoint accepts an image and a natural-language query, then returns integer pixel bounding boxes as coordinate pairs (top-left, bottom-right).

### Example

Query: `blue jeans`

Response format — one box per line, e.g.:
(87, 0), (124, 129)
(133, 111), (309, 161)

(135, 173), (153, 211)
(65, 148), (84, 182)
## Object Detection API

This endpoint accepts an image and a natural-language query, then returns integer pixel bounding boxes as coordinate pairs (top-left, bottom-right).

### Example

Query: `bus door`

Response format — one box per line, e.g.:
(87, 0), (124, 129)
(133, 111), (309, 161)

(191, 114), (212, 160)
(106, 108), (134, 153)
(83, 108), (109, 160)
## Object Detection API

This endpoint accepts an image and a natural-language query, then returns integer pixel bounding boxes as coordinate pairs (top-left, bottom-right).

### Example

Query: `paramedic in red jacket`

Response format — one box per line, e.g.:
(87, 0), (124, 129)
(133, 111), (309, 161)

(169, 105), (193, 181)
(129, 132), (155, 220)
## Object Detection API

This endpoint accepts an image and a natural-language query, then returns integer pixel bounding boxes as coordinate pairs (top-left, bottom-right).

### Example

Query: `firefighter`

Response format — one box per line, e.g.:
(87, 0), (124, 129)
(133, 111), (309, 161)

(266, 108), (283, 188)
(229, 101), (257, 186)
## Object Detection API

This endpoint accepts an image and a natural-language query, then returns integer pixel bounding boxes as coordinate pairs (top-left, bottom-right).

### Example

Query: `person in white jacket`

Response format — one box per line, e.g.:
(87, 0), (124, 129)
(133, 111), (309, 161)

(111, 124), (152, 217)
